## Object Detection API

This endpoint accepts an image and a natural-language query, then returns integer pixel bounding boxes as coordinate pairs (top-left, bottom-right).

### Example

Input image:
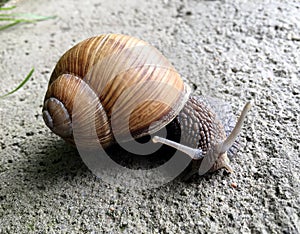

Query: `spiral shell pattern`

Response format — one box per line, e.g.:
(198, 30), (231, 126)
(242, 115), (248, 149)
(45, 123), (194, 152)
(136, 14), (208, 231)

(43, 34), (191, 148)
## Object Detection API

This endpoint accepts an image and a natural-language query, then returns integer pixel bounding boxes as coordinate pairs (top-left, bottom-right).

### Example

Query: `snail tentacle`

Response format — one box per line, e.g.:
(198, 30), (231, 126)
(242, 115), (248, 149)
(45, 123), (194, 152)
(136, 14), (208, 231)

(152, 136), (203, 160)
(219, 102), (252, 154)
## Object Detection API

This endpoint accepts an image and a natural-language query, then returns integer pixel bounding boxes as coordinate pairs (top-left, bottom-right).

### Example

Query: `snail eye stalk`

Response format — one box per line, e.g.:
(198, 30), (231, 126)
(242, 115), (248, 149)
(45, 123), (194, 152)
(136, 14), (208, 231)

(219, 102), (252, 153)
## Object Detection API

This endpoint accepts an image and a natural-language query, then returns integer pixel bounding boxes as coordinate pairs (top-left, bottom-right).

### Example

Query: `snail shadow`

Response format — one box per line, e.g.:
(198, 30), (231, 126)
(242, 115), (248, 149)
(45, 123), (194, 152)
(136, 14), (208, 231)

(21, 138), (91, 189)
(0, 138), (91, 212)
(23, 135), (233, 193)
(22, 131), (218, 193)
(25, 138), (214, 190)
(17, 139), (214, 207)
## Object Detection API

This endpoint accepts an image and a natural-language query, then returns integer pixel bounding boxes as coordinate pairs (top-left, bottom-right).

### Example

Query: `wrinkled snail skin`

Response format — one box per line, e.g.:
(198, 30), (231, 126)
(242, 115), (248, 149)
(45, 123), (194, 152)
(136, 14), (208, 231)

(155, 95), (234, 177)
(42, 33), (251, 176)
(176, 96), (230, 173)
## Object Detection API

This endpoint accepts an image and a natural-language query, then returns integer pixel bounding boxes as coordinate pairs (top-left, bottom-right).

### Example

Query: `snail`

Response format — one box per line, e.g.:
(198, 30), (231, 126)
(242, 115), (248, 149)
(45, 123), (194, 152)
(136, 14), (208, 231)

(42, 34), (251, 177)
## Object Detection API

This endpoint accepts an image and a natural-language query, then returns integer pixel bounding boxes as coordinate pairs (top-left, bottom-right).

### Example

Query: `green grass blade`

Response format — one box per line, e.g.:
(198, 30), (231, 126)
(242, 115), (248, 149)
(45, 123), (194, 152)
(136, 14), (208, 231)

(0, 6), (16, 11)
(0, 68), (34, 98)
(0, 13), (56, 20)
(0, 5), (55, 31)
(0, 17), (25, 21)
(26, 15), (56, 21)
(0, 16), (55, 31)
(0, 20), (20, 30)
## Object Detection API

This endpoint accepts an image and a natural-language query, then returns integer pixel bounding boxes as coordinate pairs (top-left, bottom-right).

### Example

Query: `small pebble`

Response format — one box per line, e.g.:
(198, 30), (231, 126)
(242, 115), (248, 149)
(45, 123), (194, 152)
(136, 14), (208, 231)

(230, 182), (238, 189)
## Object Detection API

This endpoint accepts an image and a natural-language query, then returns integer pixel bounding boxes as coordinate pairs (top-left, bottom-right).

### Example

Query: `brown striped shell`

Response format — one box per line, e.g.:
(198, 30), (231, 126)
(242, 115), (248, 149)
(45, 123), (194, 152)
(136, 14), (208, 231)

(43, 34), (191, 149)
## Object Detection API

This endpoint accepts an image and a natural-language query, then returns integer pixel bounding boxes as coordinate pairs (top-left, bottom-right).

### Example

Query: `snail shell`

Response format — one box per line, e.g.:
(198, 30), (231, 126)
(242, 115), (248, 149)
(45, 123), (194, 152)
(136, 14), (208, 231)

(43, 34), (190, 149)
(43, 34), (251, 176)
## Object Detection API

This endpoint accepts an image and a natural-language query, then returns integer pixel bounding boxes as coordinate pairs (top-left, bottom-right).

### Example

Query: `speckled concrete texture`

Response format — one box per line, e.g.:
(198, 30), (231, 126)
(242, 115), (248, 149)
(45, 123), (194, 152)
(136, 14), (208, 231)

(0, 0), (299, 233)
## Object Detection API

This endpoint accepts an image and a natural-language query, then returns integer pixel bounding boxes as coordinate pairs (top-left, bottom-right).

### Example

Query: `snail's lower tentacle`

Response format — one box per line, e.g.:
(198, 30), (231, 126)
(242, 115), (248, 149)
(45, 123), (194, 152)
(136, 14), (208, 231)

(152, 136), (203, 160)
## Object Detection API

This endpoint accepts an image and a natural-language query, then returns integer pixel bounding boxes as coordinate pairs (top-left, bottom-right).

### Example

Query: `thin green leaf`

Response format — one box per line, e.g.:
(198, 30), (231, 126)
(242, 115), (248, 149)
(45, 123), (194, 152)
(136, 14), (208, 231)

(0, 18), (43, 23)
(0, 17), (26, 21)
(26, 15), (56, 21)
(0, 13), (56, 20)
(0, 68), (34, 98)
(0, 16), (55, 31)
(0, 20), (20, 30)
(0, 5), (55, 31)
(0, 6), (16, 11)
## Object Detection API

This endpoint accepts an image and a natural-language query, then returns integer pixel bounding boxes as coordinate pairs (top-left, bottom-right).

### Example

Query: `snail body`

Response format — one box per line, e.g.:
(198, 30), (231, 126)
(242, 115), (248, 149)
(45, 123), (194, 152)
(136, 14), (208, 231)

(43, 34), (250, 176)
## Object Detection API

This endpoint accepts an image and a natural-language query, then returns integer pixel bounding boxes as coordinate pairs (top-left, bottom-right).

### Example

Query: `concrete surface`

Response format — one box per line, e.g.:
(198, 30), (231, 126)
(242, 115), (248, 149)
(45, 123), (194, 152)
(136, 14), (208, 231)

(0, 0), (299, 233)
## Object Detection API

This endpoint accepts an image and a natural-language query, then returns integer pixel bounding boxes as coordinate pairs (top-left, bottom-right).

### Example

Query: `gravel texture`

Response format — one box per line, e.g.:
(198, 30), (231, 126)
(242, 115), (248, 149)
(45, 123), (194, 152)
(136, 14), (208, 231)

(0, 0), (299, 233)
